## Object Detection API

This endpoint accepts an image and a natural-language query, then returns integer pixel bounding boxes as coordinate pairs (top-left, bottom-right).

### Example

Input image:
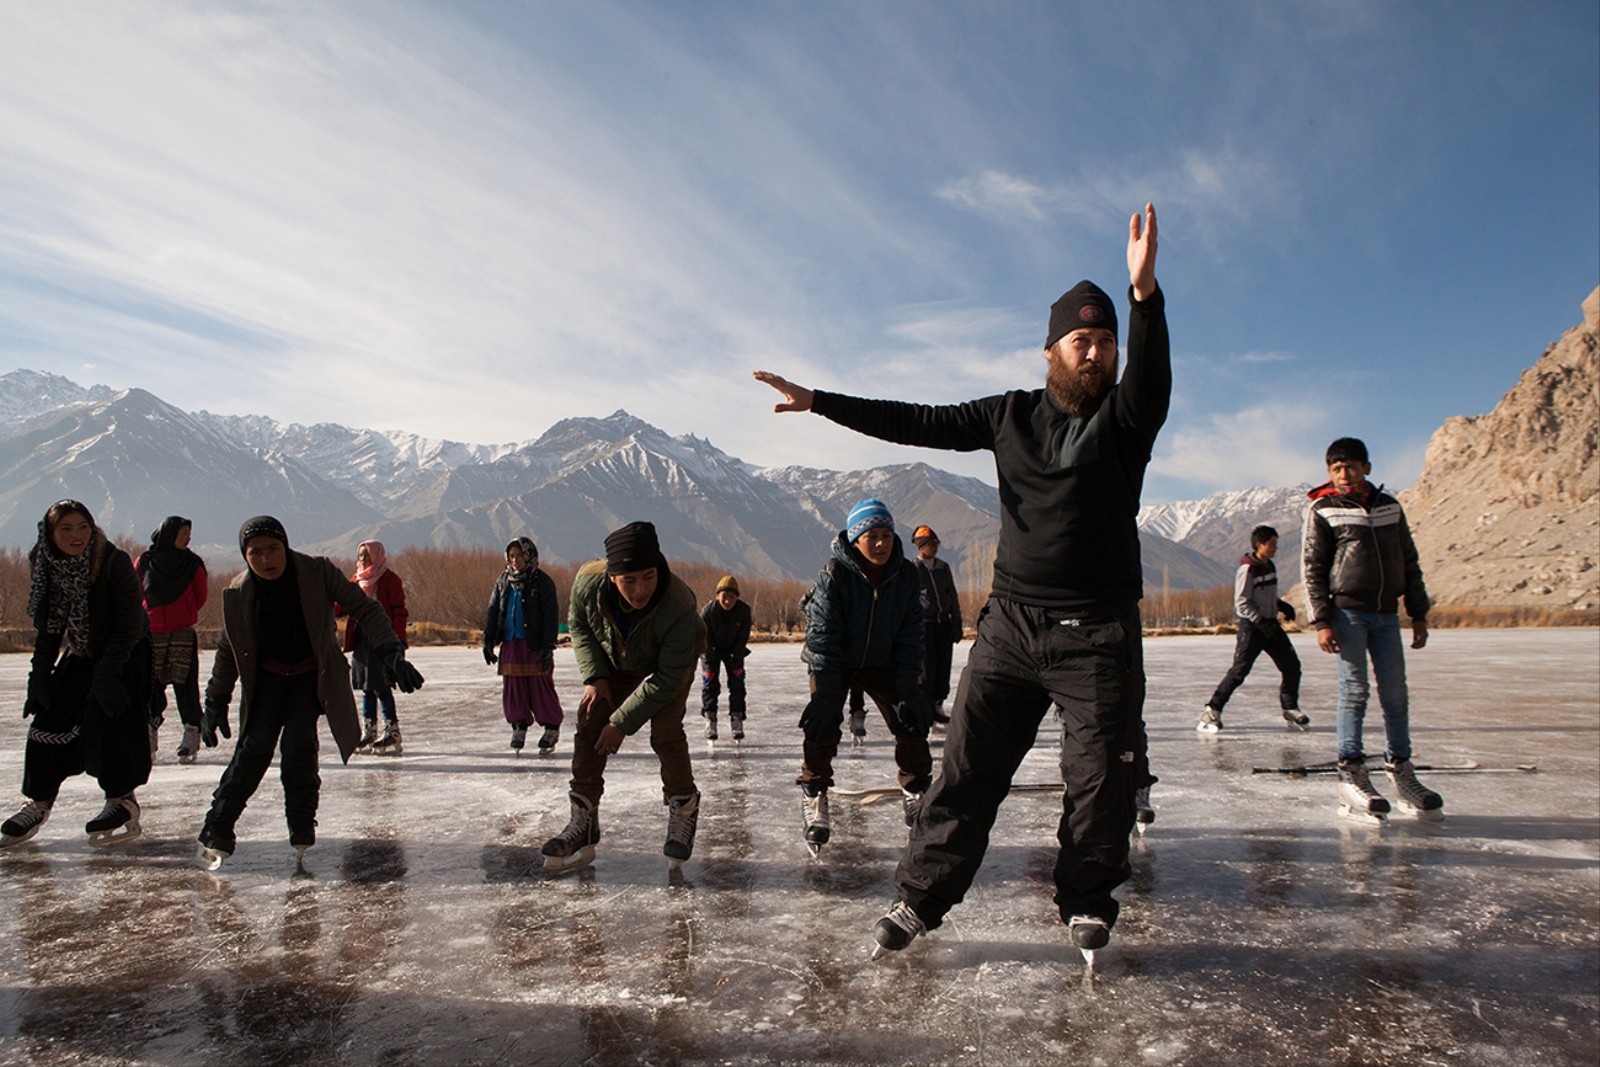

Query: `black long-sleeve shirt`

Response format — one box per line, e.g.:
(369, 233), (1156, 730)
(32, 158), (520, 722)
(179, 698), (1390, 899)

(811, 285), (1169, 610)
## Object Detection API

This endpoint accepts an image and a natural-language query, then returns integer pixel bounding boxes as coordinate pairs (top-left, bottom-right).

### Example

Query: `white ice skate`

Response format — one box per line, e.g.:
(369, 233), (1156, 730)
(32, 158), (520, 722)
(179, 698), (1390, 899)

(1336, 760), (1390, 825)
(664, 792), (700, 871)
(0, 800), (52, 848)
(537, 725), (560, 754)
(1068, 915), (1110, 969)
(1387, 759), (1445, 822)
(801, 787), (830, 857)
(195, 842), (230, 871)
(86, 794), (141, 846)
(1196, 706), (1223, 734)
(542, 792), (599, 872)
(370, 724), (403, 756)
(177, 725), (202, 764)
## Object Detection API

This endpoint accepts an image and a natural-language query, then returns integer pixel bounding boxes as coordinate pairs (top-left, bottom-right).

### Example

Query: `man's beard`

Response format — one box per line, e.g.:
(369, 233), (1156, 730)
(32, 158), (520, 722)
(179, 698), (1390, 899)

(1046, 355), (1117, 416)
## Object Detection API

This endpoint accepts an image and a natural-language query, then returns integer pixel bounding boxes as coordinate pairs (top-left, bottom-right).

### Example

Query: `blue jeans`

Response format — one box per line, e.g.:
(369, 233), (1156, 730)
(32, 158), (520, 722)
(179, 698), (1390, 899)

(1332, 608), (1410, 762)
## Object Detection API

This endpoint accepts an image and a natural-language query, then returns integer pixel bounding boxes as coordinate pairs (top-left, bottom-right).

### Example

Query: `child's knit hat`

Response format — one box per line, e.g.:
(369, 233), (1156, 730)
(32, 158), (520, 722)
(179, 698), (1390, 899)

(846, 499), (894, 542)
(716, 575), (740, 595)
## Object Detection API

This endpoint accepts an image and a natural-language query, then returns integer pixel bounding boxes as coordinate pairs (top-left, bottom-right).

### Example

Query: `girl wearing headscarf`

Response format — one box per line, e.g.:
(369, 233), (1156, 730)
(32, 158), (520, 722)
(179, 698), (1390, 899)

(482, 537), (564, 752)
(136, 516), (209, 762)
(340, 540), (408, 754)
(1, 500), (152, 848)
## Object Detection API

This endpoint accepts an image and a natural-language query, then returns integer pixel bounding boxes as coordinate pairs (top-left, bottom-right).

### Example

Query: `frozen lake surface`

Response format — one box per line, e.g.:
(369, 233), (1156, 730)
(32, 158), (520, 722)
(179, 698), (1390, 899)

(0, 628), (1595, 1065)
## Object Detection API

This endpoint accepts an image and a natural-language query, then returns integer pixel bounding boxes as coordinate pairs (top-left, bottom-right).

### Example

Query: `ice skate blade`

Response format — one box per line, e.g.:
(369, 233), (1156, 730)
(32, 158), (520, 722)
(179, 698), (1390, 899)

(805, 841), (824, 858)
(1337, 804), (1387, 826)
(1079, 947), (1098, 969)
(1398, 803), (1445, 822)
(88, 823), (141, 847)
(1133, 821), (1148, 836)
(195, 844), (229, 870)
(542, 846), (595, 873)
(1195, 723), (1221, 734)
(870, 942), (892, 961)
(667, 857), (684, 871)
(0, 831), (42, 850)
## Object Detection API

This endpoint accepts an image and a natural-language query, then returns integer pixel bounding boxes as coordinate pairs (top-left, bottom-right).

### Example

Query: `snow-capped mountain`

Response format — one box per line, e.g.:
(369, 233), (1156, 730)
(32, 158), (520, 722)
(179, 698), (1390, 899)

(1138, 485), (1314, 585)
(0, 369), (1233, 587)
(0, 369), (115, 430)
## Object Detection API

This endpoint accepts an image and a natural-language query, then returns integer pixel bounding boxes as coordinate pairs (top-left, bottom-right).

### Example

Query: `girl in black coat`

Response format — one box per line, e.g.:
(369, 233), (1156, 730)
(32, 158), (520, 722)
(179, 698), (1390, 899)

(1, 500), (152, 848)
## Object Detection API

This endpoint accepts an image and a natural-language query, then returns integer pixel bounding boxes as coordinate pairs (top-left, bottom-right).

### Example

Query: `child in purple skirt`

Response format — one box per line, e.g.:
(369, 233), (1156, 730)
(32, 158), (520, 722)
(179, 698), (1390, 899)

(483, 538), (565, 753)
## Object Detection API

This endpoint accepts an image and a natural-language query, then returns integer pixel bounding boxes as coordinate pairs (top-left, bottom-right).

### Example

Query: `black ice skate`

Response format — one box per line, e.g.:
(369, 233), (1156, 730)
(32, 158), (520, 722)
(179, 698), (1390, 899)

(1196, 705), (1223, 734)
(86, 794), (141, 846)
(664, 791), (700, 870)
(1133, 786), (1155, 834)
(1337, 758), (1390, 825)
(848, 707), (867, 748)
(801, 785), (830, 856)
(542, 792), (599, 872)
(1386, 758), (1444, 821)
(871, 900), (926, 959)
(537, 725), (560, 753)
(370, 723), (403, 756)
(1068, 915), (1111, 968)
(510, 723), (527, 752)
(355, 718), (379, 753)
(0, 799), (52, 848)
(1282, 708), (1311, 732)
(730, 715), (745, 742)
(177, 725), (202, 764)
(290, 820), (316, 861)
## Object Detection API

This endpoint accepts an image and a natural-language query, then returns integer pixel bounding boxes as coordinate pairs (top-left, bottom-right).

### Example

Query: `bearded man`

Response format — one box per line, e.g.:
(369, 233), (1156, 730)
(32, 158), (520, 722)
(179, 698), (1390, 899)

(754, 203), (1167, 965)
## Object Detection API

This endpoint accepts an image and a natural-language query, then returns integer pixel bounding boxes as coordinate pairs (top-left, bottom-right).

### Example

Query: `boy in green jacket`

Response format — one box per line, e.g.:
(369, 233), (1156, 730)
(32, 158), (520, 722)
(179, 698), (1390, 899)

(542, 521), (708, 871)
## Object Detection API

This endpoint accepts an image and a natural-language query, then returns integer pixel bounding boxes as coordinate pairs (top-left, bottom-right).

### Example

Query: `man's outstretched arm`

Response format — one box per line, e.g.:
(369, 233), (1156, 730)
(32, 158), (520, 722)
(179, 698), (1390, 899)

(753, 370), (996, 453)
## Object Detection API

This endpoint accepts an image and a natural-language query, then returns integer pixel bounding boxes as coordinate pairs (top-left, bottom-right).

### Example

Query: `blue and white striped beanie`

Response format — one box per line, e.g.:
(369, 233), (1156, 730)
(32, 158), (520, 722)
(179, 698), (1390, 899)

(845, 498), (895, 542)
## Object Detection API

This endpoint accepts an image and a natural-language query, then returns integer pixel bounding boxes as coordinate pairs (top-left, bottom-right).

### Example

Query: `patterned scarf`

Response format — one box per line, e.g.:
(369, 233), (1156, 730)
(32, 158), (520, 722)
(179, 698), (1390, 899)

(504, 537), (538, 591)
(28, 523), (97, 657)
(354, 539), (389, 593)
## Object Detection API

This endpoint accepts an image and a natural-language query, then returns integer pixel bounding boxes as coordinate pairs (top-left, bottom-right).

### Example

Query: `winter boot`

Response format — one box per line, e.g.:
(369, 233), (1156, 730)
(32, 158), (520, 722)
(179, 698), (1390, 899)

(1386, 758), (1444, 821)
(196, 822), (236, 871)
(510, 723), (528, 751)
(1282, 708), (1311, 731)
(86, 794), (142, 846)
(871, 900), (927, 959)
(177, 725), (202, 764)
(1337, 758), (1391, 824)
(0, 799), (52, 848)
(664, 792), (700, 869)
(542, 792), (600, 871)
(371, 722), (403, 756)
(537, 725), (560, 753)
(355, 717), (379, 752)
(1196, 705), (1223, 733)
(801, 784), (830, 855)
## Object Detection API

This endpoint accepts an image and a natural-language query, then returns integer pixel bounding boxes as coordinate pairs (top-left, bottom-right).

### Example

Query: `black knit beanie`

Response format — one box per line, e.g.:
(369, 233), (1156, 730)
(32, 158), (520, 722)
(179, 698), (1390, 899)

(1045, 280), (1117, 350)
(238, 515), (289, 558)
(604, 521), (663, 575)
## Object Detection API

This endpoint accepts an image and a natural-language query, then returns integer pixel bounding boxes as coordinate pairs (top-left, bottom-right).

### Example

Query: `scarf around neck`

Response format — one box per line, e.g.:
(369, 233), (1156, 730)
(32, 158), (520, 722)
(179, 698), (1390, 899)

(29, 524), (98, 657)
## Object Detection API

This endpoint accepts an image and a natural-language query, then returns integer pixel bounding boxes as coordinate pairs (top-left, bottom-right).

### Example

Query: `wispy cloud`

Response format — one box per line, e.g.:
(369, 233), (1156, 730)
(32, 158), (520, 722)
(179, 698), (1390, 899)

(1151, 402), (1330, 493)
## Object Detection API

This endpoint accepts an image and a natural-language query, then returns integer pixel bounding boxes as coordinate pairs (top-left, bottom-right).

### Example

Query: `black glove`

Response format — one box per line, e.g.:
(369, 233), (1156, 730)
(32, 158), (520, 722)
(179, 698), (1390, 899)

(23, 673), (51, 719)
(89, 673), (129, 718)
(382, 648), (425, 693)
(483, 646), (498, 666)
(798, 684), (845, 744)
(201, 701), (231, 747)
(1278, 600), (1297, 622)
(888, 677), (933, 738)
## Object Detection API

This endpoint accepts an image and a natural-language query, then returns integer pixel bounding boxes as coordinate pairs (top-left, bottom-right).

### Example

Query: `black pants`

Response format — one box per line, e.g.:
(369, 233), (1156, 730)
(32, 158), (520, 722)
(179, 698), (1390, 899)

(203, 670), (321, 838)
(23, 647), (152, 804)
(895, 598), (1143, 929)
(798, 670), (933, 793)
(699, 651), (747, 719)
(919, 625), (955, 707)
(1207, 619), (1301, 711)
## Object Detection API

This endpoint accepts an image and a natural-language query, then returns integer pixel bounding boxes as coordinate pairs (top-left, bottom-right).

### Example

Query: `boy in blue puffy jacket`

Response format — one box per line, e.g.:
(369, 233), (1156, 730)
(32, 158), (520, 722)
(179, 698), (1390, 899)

(796, 498), (932, 854)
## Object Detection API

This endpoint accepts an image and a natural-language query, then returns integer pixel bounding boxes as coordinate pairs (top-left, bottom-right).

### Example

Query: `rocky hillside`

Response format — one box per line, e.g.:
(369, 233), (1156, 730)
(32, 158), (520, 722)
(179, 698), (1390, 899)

(1401, 288), (1599, 612)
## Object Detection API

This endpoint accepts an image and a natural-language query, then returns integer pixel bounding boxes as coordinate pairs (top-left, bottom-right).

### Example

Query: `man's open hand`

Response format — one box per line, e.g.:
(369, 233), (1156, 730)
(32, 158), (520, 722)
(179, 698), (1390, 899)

(1128, 202), (1158, 301)
(752, 371), (814, 413)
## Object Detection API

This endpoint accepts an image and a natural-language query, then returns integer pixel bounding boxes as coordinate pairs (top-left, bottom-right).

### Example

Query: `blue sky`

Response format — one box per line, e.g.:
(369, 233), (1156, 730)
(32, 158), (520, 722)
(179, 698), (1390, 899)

(0, 1), (1595, 502)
